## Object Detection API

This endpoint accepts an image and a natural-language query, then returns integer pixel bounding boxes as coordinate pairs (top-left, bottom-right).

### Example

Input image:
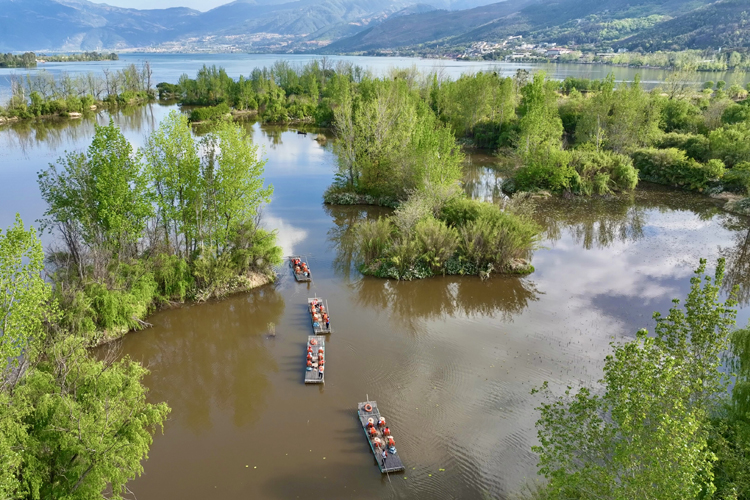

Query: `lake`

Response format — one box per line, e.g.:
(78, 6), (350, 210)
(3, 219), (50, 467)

(2, 58), (750, 499)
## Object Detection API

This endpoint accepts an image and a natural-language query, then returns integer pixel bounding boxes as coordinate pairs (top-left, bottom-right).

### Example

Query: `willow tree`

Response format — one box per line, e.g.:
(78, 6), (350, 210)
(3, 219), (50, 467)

(38, 122), (153, 277)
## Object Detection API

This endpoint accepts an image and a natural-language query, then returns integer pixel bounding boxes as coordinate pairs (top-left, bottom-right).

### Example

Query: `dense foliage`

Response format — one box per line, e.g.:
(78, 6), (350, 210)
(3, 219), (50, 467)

(0, 216), (169, 499)
(532, 259), (750, 500)
(164, 60), (363, 125)
(352, 191), (540, 280)
(0, 52), (36, 68)
(426, 69), (748, 197)
(38, 113), (280, 339)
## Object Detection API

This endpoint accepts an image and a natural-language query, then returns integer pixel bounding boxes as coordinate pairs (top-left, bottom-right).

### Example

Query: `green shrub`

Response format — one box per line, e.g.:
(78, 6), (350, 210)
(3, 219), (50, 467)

(153, 254), (193, 301)
(81, 94), (95, 109)
(632, 147), (725, 191)
(157, 82), (182, 100)
(440, 198), (484, 227)
(656, 132), (711, 162)
(355, 218), (394, 265)
(457, 209), (538, 272)
(514, 149), (578, 194)
(356, 194), (540, 280)
(661, 98), (702, 133)
(47, 99), (68, 115)
(568, 149), (638, 195)
(188, 103), (231, 123)
(722, 103), (750, 125)
(710, 123), (750, 167)
(65, 96), (83, 113)
(414, 217), (458, 271)
(723, 162), (750, 195)
(117, 91), (150, 105)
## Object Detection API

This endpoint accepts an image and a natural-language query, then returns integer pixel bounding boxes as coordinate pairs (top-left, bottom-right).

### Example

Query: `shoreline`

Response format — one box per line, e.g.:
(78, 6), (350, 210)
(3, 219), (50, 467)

(91, 269), (275, 346)
(0, 99), (152, 126)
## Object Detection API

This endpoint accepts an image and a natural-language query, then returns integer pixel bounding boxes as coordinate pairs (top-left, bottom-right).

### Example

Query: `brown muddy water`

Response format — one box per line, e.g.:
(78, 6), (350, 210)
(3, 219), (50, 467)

(3, 104), (750, 499)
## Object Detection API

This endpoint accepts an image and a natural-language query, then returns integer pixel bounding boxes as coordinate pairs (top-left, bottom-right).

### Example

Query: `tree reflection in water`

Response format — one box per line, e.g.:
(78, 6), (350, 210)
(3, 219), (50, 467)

(323, 203), (392, 280)
(110, 285), (285, 433)
(323, 202), (539, 326)
(354, 275), (540, 331)
(533, 195), (647, 249)
(1, 102), (166, 155)
(720, 213), (750, 306)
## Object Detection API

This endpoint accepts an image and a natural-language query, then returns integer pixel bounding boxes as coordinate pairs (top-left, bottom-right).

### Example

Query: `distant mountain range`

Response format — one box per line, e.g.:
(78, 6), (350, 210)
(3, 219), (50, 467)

(323, 0), (749, 54)
(0, 0), (748, 53)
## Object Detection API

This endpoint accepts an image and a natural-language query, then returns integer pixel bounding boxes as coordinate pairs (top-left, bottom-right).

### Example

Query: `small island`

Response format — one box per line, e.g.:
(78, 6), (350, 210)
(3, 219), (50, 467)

(0, 51), (119, 68)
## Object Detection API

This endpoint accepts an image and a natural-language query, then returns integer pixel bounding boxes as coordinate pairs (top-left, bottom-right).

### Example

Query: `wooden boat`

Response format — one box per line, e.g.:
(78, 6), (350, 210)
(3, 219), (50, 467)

(290, 256), (311, 282)
(308, 297), (331, 335)
(357, 399), (405, 473)
(304, 335), (325, 384)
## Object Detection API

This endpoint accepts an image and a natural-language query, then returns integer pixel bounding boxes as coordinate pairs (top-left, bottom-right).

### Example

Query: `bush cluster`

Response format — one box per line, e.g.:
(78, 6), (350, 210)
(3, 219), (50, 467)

(188, 102), (232, 123)
(355, 194), (539, 280)
(632, 147), (725, 191)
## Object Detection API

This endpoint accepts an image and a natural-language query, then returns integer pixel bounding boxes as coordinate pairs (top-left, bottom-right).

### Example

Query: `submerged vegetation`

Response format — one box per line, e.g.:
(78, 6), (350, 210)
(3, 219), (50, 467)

(38, 112), (280, 340)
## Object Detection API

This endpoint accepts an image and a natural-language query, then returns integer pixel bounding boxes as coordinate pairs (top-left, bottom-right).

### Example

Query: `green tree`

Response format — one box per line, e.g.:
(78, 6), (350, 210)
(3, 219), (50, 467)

(143, 110), (201, 258)
(15, 337), (169, 499)
(0, 216), (53, 497)
(533, 259), (737, 499)
(710, 123), (750, 167)
(729, 52), (742, 68)
(575, 74), (615, 150)
(0, 217), (169, 499)
(200, 122), (273, 254)
(38, 122), (153, 276)
(0, 215), (52, 377)
(518, 72), (563, 157)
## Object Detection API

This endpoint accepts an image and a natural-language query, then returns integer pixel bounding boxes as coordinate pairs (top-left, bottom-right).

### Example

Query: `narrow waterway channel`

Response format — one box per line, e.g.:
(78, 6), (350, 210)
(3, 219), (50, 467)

(2, 103), (750, 498)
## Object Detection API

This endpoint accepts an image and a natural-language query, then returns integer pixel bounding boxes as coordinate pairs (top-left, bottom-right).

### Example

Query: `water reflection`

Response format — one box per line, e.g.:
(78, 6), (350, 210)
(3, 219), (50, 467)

(534, 195), (647, 249)
(720, 216), (750, 306)
(323, 204), (391, 280)
(114, 286), (285, 432)
(354, 275), (539, 328)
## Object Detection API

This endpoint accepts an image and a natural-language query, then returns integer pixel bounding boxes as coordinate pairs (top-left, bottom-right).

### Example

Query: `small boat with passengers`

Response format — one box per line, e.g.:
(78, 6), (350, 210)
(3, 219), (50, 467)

(308, 297), (331, 334)
(357, 399), (405, 473)
(290, 256), (311, 282)
(304, 335), (325, 384)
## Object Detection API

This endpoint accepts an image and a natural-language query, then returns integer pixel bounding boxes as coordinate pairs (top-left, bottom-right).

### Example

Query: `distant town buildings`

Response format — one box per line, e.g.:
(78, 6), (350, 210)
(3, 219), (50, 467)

(459, 35), (580, 61)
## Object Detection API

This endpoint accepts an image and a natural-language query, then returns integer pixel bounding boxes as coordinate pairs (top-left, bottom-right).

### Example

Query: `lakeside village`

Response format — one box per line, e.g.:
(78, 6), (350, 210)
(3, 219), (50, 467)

(455, 36), (629, 62)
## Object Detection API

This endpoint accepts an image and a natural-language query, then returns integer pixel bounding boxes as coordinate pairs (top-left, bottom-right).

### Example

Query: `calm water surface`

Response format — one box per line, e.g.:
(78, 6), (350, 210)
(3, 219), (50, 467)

(3, 104), (750, 499)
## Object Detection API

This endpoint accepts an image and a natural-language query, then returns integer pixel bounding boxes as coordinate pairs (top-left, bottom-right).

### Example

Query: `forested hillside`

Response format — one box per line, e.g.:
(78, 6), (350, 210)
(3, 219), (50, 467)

(326, 0), (749, 54)
(2, 0), (748, 53)
(618, 0), (750, 51)
(321, 0), (537, 53)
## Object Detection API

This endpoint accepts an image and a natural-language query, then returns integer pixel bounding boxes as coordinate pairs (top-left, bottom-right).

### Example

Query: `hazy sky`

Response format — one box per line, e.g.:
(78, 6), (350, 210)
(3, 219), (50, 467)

(101, 0), (231, 10)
